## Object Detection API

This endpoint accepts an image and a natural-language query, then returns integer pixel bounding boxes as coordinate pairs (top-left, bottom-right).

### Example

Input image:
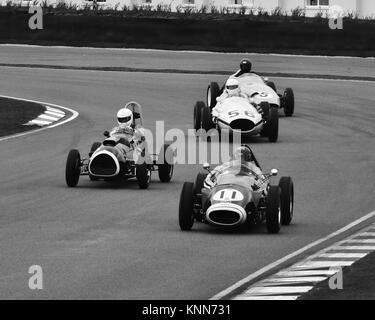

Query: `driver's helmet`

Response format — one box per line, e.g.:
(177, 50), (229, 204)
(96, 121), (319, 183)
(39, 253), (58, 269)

(240, 59), (252, 73)
(226, 78), (240, 96)
(233, 145), (253, 162)
(117, 107), (133, 128)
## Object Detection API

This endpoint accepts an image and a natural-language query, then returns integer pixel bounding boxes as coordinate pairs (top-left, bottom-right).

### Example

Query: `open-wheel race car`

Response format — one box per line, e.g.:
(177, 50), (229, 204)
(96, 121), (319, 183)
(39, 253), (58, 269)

(179, 158), (294, 234)
(207, 73), (295, 117)
(65, 102), (174, 189)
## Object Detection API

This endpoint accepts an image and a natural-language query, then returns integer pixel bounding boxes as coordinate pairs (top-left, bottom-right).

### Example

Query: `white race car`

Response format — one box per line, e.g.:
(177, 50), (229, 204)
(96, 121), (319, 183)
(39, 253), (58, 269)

(194, 90), (279, 143)
(207, 73), (295, 117)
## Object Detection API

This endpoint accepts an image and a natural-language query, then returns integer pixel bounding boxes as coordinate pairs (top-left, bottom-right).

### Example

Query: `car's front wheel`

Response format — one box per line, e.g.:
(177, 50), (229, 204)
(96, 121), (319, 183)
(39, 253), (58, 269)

(65, 149), (81, 187)
(158, 144), (174, 183)
(283, 88), (295, 117)
(179, 182), (195, 231)
(279, 177), (294, 225)
(136, 162), (151, 189)
(266, 186), (281, 234)
(194, 101), (204, 131)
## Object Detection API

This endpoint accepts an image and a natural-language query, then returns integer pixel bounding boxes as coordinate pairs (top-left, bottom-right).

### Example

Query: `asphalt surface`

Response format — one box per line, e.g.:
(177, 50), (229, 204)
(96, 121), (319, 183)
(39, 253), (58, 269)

(0, 47), (375, 299)
(1, 44), (375, 78)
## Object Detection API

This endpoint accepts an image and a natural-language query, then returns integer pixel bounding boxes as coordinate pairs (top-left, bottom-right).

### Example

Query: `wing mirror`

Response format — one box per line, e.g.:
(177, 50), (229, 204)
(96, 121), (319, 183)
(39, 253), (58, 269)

(103, 130), (110, 138)
(203, 163), (211, 172)
(270, 169), (278, 176)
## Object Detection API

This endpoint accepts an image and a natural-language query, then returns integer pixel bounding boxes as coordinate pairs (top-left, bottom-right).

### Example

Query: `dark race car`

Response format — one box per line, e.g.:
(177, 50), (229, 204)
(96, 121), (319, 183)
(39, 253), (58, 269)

(179, 161), (294, 234)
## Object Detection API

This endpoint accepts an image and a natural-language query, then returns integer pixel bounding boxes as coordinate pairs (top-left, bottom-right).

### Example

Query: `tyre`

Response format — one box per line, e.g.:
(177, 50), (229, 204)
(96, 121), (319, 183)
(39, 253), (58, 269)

(283, 88), (295, 117)
(194, 172), (208, 196)
(201, 104), (215, 131)
(267, 106), (279, 142)
(179, 182), (195, 231)
(65, 149), (81, 187)
(136, 162), (151, 189)
(207, 82), (220, 109)
(259, 102), (270, 137)
(266, 81), (277, 92)
(279, 177), (294, 225)
(89, 142), (101, 157)
(158, 144), (174, 183)
(194, 101), (204, 131)
(266, 186), (281, 234)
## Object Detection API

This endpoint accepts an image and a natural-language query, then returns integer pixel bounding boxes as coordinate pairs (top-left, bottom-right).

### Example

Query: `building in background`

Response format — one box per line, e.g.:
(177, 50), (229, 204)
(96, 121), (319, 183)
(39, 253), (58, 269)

(4, 0), (375, 18)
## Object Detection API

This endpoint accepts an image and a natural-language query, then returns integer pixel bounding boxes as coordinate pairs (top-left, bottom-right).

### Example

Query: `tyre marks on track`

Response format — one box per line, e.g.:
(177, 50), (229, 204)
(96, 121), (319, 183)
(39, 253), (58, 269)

(232, 223), (375, 300)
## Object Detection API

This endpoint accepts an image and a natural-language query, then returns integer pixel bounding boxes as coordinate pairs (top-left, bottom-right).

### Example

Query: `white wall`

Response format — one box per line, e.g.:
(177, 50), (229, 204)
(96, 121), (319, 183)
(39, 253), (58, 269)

(357, 0), (375, 18)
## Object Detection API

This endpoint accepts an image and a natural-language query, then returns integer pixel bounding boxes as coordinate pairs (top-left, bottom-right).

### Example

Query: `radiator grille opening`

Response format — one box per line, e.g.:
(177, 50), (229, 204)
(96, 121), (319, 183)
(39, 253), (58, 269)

(208, 210), (241, 225)
(90, 154), (117, 176)
(230, 119), (255, 131)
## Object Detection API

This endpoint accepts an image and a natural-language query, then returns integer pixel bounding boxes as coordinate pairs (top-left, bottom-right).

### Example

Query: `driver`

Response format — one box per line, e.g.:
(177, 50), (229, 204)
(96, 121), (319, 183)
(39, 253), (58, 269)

(212, 78), (249, 118)
(204, 145), (263, 189)
(232, 58), (256, 78)
(212, 78), (264, 119)
(104, 106), (145, 156)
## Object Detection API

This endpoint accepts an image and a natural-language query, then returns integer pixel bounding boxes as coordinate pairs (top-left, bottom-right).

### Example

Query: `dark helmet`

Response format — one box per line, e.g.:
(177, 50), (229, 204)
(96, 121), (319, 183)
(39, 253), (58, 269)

(233, 145), (253, 162)
(240, 59), (252, 73)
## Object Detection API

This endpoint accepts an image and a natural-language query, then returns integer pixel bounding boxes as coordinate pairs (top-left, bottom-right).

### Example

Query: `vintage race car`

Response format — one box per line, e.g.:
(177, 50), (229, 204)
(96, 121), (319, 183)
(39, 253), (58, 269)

(194, 96), (279, 142)
(178, 160), (294, 234)
(65, 102), (174, 189)
(207, 73), (295, 117)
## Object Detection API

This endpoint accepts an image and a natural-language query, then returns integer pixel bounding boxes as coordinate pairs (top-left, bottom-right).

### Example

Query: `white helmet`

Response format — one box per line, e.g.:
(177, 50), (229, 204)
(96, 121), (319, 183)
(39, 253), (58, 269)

(226, 78), (240, 96)
(117, 108), (133, 128)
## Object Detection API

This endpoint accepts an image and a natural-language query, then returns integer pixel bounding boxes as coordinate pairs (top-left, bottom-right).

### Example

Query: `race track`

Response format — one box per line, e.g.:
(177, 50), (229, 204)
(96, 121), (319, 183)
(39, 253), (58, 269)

(0, 47), (375, 299)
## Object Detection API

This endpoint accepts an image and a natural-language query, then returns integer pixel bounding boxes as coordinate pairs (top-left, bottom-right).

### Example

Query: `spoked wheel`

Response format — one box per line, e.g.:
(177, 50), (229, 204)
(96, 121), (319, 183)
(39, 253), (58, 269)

(65, 149), (81, 187)
(283, 88), (295, 117)
(201, 103), (215, 131)
(179, 182), (195, 231)
(267, 106), (279, 142)
(279, 177), (294, 225)
(158, 143), (174, 183)
(266, 186), (281, 234)
(207, 82), (220, 109)
(194, 101), (204, 131)
(136, 162), (151, 189)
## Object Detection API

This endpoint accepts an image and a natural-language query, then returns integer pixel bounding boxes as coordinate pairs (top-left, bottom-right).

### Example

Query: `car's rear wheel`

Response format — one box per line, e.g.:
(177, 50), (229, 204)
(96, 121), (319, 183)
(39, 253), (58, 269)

(207, 82), (220, 109)
(201, 103), (215, 131)
(267, 106), (279, 142)
(283, 88), (295, 117)
(158, 143), (174, 183)
(279, 177), (294, 225)
(179, 182), (195, 231)
(65, 149), (81, 187)
(266, 186), (281, 234)
(259, 102), (270, 137)
(194, 101), (204, 131)
(136, 162), (151, 189)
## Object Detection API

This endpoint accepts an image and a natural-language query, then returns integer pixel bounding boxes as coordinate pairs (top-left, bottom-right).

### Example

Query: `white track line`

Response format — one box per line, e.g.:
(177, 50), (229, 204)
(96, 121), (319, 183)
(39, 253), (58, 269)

(0, 95), (79, 142)
(210, 210), (375, 300)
